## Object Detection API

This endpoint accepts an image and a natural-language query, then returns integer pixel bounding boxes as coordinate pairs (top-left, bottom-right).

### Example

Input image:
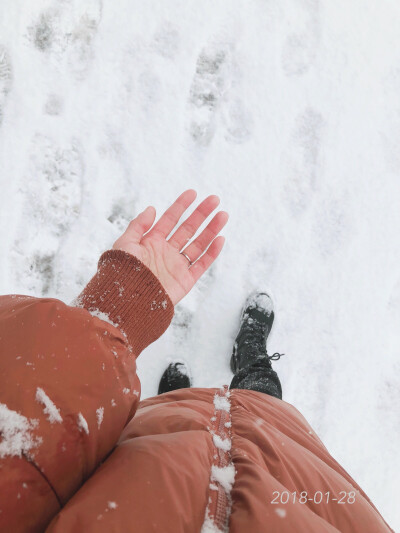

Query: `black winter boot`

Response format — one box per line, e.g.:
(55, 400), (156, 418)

(230, 291), (275, 373)
(158, 362), (191, 395)
(229, 291), (283, 400)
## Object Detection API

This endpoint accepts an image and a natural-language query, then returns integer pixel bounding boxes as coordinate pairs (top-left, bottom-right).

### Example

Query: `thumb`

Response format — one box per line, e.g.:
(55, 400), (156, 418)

(140, 206), (156, 235)
(125, 206), (156, 242)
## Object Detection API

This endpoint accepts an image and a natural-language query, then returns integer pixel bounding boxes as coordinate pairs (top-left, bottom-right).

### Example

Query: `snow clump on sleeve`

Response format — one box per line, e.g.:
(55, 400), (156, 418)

(88, 309), (119, 328)
(201, 509), (225, 533)
(107, 501), (118, 509)
(35, 387), (63, 423)
(212, 434), (231, 451)
(96, 407), (104, 429)
(77, 412), (89, 434)
(213, 394), (230, 412)
(0, 403), (42, 458)
(211, 464), (236, 493)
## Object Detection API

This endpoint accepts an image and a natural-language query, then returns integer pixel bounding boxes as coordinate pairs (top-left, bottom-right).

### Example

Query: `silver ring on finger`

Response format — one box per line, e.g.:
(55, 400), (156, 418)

(180, 251), (193, 266)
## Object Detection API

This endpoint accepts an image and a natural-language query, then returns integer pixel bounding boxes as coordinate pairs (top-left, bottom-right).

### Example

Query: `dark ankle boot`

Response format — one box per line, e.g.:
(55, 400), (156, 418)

(229, 292), (283, 399)
(230, 291), (275, 374)
(158, 362), (191, 395)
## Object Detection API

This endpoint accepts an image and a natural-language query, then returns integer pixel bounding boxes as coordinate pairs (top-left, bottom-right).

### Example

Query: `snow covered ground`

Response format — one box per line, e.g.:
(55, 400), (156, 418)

(0, 0), (399, 528)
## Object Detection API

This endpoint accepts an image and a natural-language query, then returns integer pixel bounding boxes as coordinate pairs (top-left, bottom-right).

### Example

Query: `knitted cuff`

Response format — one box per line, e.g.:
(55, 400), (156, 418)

(74, 249), (174, 356)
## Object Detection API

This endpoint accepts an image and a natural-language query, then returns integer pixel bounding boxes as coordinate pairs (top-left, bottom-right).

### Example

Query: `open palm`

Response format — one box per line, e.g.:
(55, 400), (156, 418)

(112, 190), (229, 305)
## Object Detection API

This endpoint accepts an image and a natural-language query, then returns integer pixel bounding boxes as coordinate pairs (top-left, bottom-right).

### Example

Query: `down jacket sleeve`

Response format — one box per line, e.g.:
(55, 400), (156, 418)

(0, 249), (174, 532)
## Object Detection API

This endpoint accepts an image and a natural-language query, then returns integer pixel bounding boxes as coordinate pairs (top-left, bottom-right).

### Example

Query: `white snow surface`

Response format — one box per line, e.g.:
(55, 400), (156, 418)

(0, 0), (399, 528)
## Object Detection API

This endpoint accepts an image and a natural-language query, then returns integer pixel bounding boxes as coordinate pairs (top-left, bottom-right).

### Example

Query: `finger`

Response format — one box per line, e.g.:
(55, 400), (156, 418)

(168, 195), (220, 250)
(189, 236), (226, 284)
(124, 206), (156, 243)
(149, 189), (197, 238)
(182, 211), (229, 262)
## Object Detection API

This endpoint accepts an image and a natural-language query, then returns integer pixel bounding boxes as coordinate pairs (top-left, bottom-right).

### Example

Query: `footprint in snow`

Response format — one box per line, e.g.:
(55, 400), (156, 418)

(221, 53), (253, 145)
(107, 197), (139, 233)
(310, 194), (350, 258)
(222, 96), (253, 145)
(44, 93), (64, 116)
(67, 0), (103, 80)
(188, 42), (232, 147)
(171, 305), (194, 344)
(31, 10), (55, 52)
(188, 40), (253, 147)
(388, 277), (400, 316)
(281, 0), (320, 77)
(282, 107), (324, 216)
(11, 134), (84, 296)
(28, 0), (103, 80)
(0, 45), (13, 127)
(151, 22), (180, 60)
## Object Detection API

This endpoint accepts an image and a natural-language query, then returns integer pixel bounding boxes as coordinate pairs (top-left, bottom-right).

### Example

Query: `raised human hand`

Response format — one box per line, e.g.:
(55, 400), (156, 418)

(112, 189), (229, 305)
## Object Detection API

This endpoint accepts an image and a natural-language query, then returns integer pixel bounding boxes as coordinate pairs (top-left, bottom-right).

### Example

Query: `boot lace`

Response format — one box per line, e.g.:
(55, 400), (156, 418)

(267, 352), (284, 361)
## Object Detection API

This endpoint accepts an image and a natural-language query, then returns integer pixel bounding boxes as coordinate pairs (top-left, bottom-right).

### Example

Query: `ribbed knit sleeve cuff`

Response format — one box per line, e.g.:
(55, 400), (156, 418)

(74, 249), (175, 357)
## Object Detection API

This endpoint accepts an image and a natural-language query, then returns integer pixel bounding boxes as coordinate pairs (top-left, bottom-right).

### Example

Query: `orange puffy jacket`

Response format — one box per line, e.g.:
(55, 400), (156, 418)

(0, 250), (393, 532)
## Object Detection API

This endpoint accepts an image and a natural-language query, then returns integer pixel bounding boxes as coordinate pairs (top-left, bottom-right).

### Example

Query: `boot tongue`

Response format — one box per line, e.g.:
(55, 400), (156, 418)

(236, 320), (266, 355)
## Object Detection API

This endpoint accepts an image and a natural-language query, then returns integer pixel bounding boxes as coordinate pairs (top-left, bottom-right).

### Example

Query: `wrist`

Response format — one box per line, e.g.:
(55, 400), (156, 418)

(74, 249), (174, 356)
